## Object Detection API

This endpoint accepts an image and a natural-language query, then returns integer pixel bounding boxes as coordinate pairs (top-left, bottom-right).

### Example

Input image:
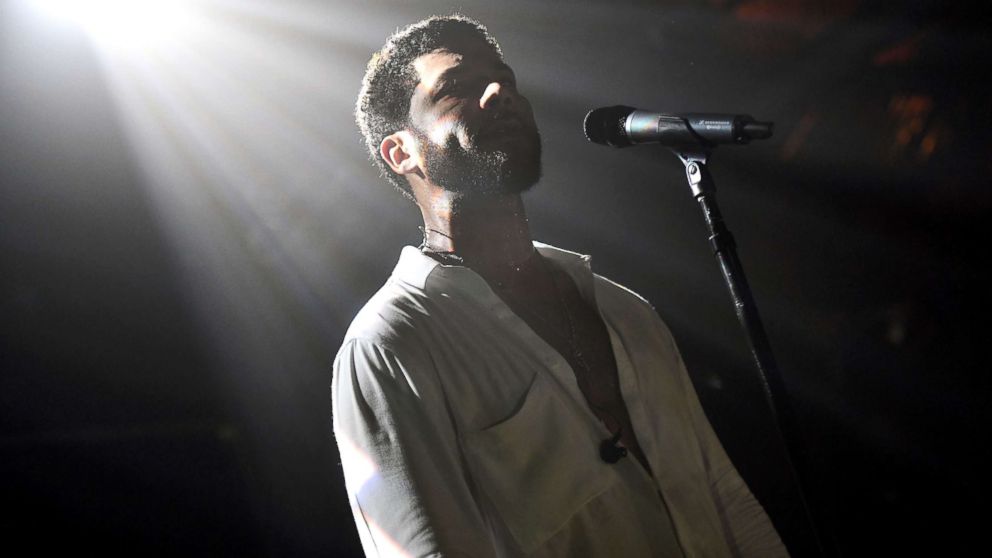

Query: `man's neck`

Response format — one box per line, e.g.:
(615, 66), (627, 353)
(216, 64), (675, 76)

(418, 189), (534, 273)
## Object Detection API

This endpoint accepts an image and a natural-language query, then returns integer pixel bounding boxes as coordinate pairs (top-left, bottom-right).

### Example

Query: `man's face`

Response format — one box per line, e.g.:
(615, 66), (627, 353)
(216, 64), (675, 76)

(406, 33), (542, 195)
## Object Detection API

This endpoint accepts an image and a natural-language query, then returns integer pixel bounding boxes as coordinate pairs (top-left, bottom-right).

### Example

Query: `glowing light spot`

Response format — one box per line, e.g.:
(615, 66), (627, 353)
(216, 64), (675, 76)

(873, 33), (925, 66)
(780, 111), (817, 160)
(888, 94), (936, 161)
(31, 0), (195, 48)
(919, 132), (938, 160)
(896, 128), (912, 146)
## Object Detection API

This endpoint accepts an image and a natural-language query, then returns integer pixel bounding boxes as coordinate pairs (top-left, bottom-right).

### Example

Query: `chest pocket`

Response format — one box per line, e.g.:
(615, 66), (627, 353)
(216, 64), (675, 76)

(462, 371), (619, 554)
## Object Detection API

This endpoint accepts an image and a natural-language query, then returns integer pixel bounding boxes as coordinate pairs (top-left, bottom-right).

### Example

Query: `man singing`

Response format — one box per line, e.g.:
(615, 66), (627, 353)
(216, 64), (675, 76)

(332, 14), (788, 558)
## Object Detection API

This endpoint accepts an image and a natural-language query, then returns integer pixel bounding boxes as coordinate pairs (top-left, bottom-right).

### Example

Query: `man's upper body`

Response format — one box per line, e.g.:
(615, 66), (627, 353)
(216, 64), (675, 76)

(336, 14), (788, 557)
(334, 242), (788, 557)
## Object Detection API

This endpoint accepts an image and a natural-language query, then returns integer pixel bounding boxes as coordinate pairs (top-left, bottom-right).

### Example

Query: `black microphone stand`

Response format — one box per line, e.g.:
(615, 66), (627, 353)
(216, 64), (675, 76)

(672, 145), (826, 557)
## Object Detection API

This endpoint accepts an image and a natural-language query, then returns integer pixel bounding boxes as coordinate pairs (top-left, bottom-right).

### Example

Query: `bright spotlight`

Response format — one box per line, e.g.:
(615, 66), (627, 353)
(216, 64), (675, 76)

(31, 0), (195, 48)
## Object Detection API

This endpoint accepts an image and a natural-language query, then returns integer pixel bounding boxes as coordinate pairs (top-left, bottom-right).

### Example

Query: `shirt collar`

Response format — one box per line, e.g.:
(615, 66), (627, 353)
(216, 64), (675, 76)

(391, 242), (596, 301)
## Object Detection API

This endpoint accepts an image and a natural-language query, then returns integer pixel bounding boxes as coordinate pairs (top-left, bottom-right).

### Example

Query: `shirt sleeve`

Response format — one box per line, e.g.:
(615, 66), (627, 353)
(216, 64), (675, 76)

(331, 337), (496, 558)
(671, 343), (791, 558)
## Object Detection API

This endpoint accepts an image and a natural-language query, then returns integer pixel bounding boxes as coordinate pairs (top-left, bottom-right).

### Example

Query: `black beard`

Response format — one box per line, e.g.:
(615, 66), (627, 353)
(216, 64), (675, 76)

(417, 127), (542, 196)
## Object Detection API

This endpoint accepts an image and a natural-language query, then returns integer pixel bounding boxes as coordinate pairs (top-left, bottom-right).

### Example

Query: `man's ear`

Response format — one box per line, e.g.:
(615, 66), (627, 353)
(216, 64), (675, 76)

(379, 131), (420, 176)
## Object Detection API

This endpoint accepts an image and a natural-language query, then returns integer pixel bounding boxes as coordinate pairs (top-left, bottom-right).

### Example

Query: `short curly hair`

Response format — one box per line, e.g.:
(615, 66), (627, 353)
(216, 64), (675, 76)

(355, 15), (502, 201)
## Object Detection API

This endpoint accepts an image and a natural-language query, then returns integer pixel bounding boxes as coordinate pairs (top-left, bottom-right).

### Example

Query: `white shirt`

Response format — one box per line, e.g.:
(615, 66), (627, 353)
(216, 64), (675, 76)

(332, 243), (788, 557)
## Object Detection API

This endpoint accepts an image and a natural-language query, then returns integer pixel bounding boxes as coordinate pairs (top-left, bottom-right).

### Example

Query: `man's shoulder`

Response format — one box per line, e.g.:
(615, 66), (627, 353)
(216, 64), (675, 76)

(341, 275), (434, 354)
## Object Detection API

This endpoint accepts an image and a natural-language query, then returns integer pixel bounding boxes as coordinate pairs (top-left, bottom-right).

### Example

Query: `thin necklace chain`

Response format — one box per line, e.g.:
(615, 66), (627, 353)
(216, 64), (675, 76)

(420, 226), (536, 287)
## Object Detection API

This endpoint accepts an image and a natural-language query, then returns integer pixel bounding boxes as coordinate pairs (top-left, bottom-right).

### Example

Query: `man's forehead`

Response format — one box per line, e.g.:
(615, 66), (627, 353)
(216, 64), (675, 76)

(412, 40), (505, 90)
(412, 50), (461, 89)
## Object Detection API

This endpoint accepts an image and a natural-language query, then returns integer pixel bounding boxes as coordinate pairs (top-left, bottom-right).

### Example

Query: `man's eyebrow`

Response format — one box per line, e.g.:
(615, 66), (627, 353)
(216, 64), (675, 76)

(437, 60), (513, 83)
(427, 68), (462, 99)
(434, 66), (466, 86)
(428, 60), (516, 98)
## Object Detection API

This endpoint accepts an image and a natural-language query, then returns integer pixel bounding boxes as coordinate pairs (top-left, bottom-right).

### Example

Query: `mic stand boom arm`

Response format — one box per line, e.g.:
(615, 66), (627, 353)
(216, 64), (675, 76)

(673, 146), (825, 557)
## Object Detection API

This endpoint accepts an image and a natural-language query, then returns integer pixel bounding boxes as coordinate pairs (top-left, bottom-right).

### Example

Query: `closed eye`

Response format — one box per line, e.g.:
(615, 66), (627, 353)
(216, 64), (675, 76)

(432, 66), (517, 100)
(434, 77), (468, 100)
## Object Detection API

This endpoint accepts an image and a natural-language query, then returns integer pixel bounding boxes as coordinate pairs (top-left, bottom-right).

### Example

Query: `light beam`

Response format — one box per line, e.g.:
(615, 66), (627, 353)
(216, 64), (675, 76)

(31, 0), (195, 48)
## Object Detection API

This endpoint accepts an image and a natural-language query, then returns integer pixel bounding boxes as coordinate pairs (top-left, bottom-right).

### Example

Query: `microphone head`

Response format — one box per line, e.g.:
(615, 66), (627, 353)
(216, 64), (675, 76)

(583, 105), (636, 147)
(742, 121), (774, 141)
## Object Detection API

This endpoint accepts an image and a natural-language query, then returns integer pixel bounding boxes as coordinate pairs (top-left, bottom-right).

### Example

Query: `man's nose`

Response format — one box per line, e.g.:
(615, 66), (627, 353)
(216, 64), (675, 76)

(479, 81), (511, 110)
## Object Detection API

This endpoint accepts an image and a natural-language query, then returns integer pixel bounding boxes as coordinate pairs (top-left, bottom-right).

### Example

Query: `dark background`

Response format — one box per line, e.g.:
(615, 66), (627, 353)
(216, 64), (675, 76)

(2, 0), (989, 555)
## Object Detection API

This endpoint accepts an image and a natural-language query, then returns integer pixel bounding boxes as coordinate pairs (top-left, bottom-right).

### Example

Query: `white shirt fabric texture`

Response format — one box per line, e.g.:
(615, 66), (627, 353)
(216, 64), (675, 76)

(332, 242), (788, 558)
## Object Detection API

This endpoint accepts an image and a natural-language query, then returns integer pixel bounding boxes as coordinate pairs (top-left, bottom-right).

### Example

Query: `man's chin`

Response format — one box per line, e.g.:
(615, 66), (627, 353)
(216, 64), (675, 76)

(493, 137), (543, 194)
(472, 149), (541, 195)
(501, 160), (542, 194)
(422, 133), (542, 195)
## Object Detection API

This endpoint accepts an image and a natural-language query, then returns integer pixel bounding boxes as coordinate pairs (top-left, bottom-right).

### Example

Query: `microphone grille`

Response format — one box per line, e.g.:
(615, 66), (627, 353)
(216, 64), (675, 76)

(583, 105), (636, 147)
